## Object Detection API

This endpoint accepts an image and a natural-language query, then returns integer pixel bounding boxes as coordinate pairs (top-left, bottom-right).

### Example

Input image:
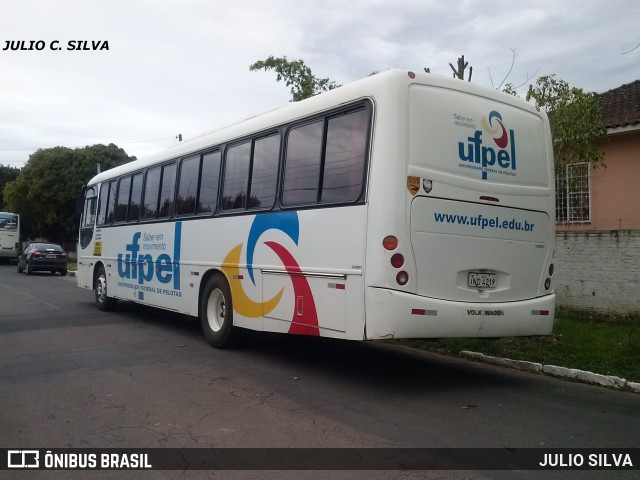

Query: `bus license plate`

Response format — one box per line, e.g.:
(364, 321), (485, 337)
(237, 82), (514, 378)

(468, 272), (497, 289)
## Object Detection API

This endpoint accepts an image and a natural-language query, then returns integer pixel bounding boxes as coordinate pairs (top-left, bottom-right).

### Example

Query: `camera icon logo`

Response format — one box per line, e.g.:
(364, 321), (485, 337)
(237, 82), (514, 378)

(8, 450), (40, 468)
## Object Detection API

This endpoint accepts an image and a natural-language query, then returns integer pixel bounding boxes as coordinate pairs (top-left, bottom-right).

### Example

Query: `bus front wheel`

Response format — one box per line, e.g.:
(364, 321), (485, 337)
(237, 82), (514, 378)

(95, 265), (117, 311)
(200, 274), (238, 348)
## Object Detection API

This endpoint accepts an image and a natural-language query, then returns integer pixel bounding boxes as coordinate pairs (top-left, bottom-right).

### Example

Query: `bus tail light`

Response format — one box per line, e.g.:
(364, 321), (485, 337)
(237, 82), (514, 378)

(544, 278), (551, 290)
(396, 271), (409, 286)
(383, 236), (398, 251)
(549, 263), (554, 276)
(391, 253), (404, 268)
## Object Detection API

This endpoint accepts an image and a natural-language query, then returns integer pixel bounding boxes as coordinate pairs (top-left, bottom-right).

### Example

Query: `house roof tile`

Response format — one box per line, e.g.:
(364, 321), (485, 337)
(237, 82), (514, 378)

(598, 80), (640, 129)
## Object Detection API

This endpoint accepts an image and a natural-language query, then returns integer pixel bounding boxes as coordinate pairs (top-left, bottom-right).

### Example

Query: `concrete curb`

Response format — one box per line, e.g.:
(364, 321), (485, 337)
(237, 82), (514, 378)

(68, 270), (77, 277)
(460, 351), (640, 393)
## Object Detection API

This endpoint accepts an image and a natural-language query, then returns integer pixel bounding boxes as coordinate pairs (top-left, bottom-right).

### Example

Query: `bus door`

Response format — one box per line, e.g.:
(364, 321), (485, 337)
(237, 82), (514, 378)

(78, 185), (98, 290)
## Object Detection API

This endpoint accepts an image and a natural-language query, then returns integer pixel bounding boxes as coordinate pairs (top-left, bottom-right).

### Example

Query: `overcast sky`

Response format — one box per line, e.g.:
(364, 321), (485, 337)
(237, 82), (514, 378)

(1, 0), (638, 168)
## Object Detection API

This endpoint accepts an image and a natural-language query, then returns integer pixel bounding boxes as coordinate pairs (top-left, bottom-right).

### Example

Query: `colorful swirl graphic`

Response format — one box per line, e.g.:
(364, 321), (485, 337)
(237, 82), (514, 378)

(265, 241), (319, 335)
(222, 244), (283, 318)
(481, 110), (509, 149)
(246, 210), (299, 284)
(220, 211), (319, 336)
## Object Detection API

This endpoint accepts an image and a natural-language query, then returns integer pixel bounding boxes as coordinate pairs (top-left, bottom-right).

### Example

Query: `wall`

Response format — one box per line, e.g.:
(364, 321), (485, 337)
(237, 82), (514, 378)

(557, 130), (640, 231)
(555, 230), (640, 317)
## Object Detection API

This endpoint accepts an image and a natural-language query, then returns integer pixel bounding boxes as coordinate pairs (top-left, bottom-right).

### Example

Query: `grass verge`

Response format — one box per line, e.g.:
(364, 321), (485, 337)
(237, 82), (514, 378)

(399, 313), (640, 382)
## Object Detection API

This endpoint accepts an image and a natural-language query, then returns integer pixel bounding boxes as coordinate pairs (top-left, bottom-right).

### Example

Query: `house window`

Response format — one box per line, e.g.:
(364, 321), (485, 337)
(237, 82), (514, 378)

(556, 162), (590, 223)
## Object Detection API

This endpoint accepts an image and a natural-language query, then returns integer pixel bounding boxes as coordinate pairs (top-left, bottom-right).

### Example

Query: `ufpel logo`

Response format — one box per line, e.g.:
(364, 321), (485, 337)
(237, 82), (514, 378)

(457, 110), (517, 180)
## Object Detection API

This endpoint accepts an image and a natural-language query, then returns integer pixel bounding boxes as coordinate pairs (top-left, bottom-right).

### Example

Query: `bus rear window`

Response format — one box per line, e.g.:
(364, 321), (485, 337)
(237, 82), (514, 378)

(0, 213), (18, 230)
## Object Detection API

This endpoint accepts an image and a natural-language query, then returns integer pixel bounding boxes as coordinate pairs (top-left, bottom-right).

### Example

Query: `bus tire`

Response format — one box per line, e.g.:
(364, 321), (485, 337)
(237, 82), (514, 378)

(200, 274), (238, 348)
(95, 265), (117, 311)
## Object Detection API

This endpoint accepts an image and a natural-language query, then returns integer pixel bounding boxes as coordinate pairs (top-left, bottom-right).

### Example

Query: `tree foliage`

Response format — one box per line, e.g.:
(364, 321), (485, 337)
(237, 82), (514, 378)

(249, 56), (340, 102)
(0, 164), (19, 209)
(504, 74), (606, 168)
(3, 144), (134, 242)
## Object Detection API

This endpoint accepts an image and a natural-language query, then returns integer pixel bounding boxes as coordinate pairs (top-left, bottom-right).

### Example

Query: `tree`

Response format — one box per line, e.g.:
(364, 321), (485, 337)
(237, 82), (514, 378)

(449, 55), (473, 82)
(249, 56), (340, 102)
(0, 164), (19, 209)
(505, 74), (607, 168)
(3, 144), (134, 242)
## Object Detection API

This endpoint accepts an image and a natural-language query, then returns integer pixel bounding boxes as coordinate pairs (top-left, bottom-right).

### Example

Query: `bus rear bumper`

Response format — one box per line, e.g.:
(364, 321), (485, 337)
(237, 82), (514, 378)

(365, 287), (555, 339)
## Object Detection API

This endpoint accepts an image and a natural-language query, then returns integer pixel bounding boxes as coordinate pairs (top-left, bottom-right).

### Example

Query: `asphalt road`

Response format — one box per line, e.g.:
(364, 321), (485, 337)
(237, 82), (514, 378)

(0, 263), (638, 480)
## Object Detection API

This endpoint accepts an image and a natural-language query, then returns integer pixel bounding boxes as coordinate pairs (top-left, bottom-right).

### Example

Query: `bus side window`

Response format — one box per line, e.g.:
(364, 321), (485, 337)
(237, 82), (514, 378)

(321, 109), (368, 203)
(142, 167), (161, 220)
(177, 156), (200, 216)
(96, 182), (109, 226)
(282, 120), (323, 205)
(248, 134), (279, 209)
(159, 163), (176, 218)
(115, 176), (132, 223)
(104, 180), (118, 225)
(128, 173), (143, 222)
(222, 141), (251, 211)
(198, 151), (221, 214)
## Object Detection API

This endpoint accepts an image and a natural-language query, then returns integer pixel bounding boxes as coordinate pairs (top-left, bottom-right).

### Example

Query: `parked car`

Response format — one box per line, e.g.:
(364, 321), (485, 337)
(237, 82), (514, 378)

(17, 242), (68, 276)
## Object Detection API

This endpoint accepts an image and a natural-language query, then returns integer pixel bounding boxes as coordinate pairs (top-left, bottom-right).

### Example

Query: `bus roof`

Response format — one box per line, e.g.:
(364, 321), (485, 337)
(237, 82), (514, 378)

(86, 69), (544, 186)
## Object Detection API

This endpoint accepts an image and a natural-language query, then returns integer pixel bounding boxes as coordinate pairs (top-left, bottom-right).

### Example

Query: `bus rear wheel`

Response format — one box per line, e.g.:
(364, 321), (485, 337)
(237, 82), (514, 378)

(200, 274), (238, 348)
(95, 265), (117, 311)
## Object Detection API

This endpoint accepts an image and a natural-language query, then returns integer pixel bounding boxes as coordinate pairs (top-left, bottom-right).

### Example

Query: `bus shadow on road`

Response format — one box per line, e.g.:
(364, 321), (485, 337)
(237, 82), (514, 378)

(235, 330), (529, 395)
(110, 301), (530, 395)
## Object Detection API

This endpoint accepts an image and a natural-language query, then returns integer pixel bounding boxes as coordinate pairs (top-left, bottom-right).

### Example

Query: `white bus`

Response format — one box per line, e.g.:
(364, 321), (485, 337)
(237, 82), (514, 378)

(78, 70), (555, 348)
(0, 212), (20, 262)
